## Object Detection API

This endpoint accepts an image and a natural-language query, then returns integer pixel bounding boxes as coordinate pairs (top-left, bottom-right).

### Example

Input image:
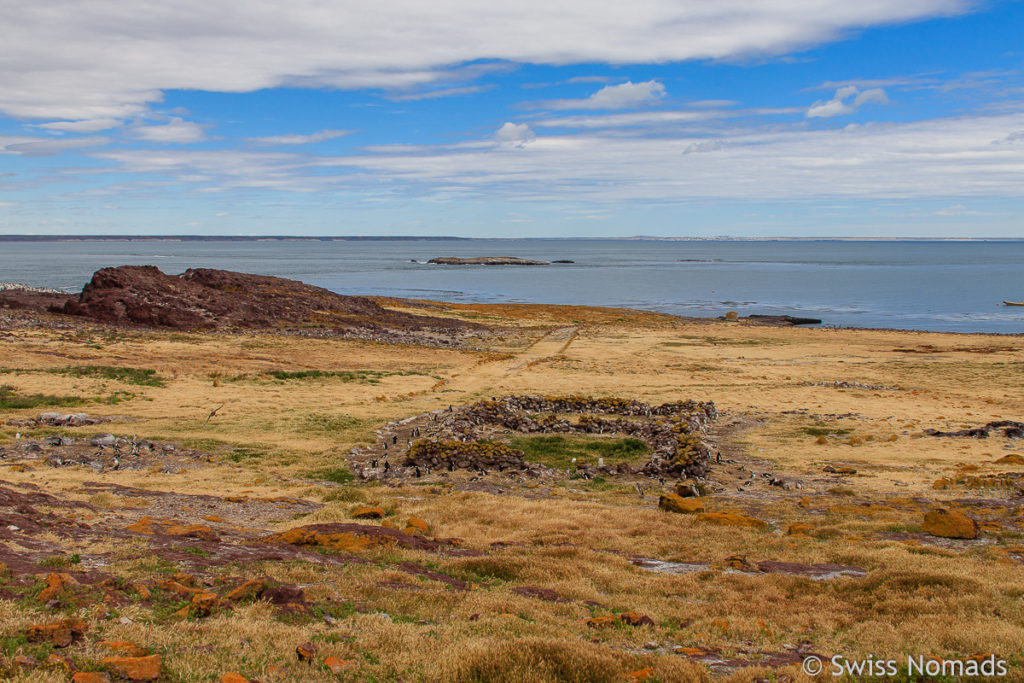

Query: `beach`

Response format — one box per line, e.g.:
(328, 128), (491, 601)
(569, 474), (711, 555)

(1, 274), (1022, 681)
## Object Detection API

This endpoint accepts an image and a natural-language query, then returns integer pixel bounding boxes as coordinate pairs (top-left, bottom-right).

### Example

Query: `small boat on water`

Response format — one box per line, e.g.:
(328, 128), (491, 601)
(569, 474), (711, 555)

(1003, 301), (1024, 306)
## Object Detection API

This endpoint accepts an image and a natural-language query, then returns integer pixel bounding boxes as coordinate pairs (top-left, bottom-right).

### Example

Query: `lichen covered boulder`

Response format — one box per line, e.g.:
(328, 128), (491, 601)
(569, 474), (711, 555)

(922, 507), (978, 539)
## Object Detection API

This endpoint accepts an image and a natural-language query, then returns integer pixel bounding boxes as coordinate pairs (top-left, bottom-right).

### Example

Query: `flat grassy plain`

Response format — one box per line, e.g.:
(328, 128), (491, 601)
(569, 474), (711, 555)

(1, 302), (1023, 681)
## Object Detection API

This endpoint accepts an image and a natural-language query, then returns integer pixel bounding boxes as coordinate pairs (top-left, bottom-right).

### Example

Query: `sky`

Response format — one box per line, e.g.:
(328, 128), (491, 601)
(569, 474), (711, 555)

(0, 0), (1022, 238)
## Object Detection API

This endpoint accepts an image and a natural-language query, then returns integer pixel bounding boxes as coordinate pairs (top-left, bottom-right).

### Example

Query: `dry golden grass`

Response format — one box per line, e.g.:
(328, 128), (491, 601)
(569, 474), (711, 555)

(1, 309), (1023, 680)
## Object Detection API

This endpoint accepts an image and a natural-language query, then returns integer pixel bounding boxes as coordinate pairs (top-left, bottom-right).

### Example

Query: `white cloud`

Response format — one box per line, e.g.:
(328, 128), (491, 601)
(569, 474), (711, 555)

(494, 122), (535, 148)
(533, 110), (718, 129)
(387, 86), (493, 101)
(249, 129), (352, 145)
(807, 86), (889, 118)
(131, 118), (207, 143)
(0, 0), (971, 121)
(85, 112), (1024, 203)
(35, 118), (122, 133)
(935, 204), (966, 215)
(544, 81), (666, 110)
(4, 136), (110, 156)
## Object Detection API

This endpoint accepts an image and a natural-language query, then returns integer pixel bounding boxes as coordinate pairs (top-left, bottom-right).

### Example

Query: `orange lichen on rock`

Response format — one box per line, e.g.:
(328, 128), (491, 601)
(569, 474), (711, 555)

(126, 516), (219, 541)
(38, 572), (79, 602)
(658, 493), (704, 514)
(697, 512), (769, 529)
(99, 655), (161, 681)
(99, 641), (149, 658)
(923, 507), (979, 539)
(26, 618), (87, 648)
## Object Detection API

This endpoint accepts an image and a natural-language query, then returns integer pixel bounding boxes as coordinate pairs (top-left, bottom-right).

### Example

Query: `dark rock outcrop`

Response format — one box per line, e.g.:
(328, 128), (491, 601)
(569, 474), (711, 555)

(427, 256), (548, 266)
(57, 266), (480, 336)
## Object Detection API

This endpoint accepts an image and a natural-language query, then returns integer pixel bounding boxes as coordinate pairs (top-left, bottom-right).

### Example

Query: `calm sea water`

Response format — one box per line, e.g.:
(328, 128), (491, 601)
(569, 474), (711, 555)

(2, 239), (1022, 334)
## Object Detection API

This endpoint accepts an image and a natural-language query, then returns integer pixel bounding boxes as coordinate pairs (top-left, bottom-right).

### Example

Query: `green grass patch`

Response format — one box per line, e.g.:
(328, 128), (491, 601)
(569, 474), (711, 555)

(301, 413), (367, 435)
(800, 425), (854, 437)
(0, 384), (87, 410)
(507, 434), (648, 469)
(304, 466), (355, 484)
(55, 365), (166, 387)
(267, 369), (415, 383)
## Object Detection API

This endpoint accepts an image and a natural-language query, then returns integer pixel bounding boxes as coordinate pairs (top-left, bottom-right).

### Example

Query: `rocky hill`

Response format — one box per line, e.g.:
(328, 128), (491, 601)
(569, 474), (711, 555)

(51, 266), (481, 343)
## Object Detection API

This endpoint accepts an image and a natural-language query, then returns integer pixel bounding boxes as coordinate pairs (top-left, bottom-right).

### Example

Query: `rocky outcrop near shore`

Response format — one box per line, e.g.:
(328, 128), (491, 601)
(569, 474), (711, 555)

(427, 256), (549, 266)
(57, 266), (482, 341)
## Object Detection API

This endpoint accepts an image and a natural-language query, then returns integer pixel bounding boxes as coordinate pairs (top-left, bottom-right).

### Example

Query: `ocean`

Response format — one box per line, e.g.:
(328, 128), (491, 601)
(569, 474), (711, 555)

(2, 238), (1022, 334)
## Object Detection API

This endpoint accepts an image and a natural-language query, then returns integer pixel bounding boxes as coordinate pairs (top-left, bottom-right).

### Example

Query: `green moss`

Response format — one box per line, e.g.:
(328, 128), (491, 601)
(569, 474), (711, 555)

(304, 467), (355, 484)
(508, 435), (648, 469)
(54, 365), (166, 387)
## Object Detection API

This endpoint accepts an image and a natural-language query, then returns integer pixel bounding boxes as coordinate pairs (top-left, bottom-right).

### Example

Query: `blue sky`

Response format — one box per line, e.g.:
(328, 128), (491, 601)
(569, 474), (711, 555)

(0, 0), (1022, 237)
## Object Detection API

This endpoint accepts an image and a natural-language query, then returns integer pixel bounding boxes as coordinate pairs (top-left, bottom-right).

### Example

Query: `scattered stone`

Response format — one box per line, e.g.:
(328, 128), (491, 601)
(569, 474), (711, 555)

(923, 507), (979, 539)
(626, 668), (655, 680)
(225, 579), (266, 602)
(658, 494), (704, 514)
(324, 656), (355, 674)
(296, 641), (318, 663)
(405, 516), (430, 534)
(72, 674), (112, 683)
(189, 591), (219, 617)
(99, 655), (162, 681)
(219, 674), (250, 683)
(786, 524), (815, 536)
(823, 465), (857, 475)
(996, 454), (1024, 465)
(99, 642), (149, 658)
(46, 653), (77, 673)
(260, 583), (307, 606)
(126, 516), (219, 541)
(38, 572), (79, 602)
(25, 618), (87, 647)
(12, 654), (37, 670)
(585, 616), (618, 628)
(351, 506), (385, 519)
(620, 611), (656, 627)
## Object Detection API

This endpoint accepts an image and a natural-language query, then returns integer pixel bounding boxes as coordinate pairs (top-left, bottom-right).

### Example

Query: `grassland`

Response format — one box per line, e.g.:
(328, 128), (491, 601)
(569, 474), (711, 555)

(0, 302), (1022, 681)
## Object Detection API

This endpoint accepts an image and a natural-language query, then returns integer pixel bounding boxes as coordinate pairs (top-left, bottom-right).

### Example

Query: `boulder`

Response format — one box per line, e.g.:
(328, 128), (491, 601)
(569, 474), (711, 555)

(99, 655), (161, 681)
(922, 507), (979, 539)
(658, 494), (704, 514)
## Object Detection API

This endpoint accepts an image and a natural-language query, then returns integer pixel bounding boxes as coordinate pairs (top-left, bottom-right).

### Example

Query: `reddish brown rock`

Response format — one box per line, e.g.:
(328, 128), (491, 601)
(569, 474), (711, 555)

(405, 516), (430, 534)
(99, 641), (149, 658)
(26, 618), (87, 648)
(658, 494), (704, 514)
(296, 641), (319, 663)
(626, 668), (655, 681)
(585, 616), (618, 628)
(786, 523), (815, 536)
(38, 572), (79, 602)
(72, 673), (112, 683)
(225, 579), (266, 602)
(190, 591), (219, 617)
(46, 653), (77, 673)
(923, 507), (979, 539)
(351, 506), (385, 519)
(324, 656), (355, 674)
(620, 611), (656, 627)
(12, 654), (37, 669)
(99, 655), (161, 681)
(219, 674), (250, 683)
(126, 516), (219, 542)
(60, 265), (481, 335)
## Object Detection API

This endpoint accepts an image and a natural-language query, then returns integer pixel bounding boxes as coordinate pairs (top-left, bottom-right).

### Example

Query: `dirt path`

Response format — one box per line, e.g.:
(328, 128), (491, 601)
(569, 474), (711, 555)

(445, 326), (577, 396)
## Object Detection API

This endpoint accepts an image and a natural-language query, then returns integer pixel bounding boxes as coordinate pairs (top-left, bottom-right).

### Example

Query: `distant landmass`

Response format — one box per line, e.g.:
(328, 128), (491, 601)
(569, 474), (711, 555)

(0, 235), (470, 242)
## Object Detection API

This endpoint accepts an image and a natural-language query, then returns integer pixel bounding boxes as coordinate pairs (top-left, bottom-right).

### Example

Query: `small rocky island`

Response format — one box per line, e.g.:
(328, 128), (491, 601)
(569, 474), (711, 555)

(427, 256), (549, 266)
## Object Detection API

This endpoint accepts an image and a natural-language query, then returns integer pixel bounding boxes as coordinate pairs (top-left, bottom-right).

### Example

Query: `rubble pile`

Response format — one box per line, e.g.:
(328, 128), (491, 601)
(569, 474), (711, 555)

(357, 394), (717, 481)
